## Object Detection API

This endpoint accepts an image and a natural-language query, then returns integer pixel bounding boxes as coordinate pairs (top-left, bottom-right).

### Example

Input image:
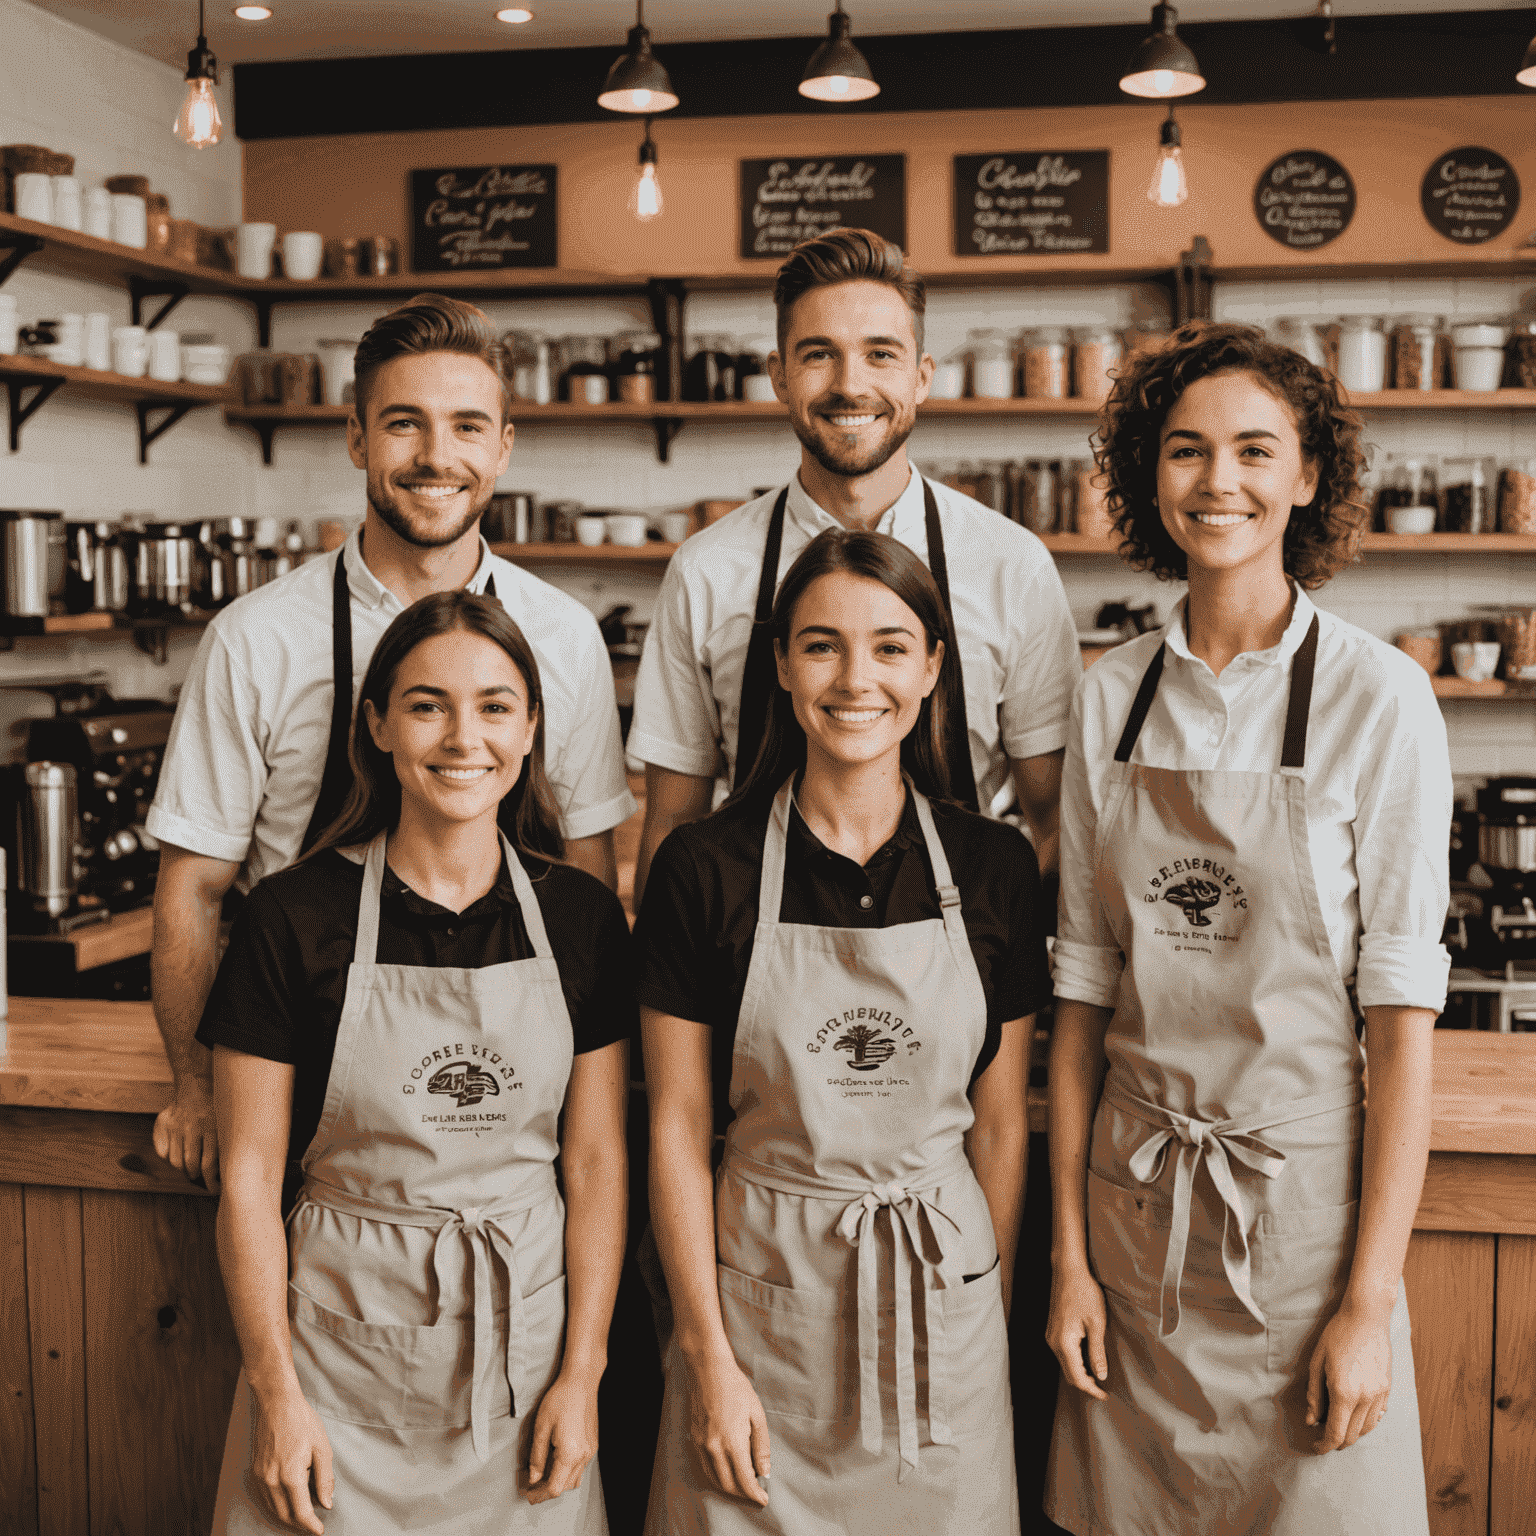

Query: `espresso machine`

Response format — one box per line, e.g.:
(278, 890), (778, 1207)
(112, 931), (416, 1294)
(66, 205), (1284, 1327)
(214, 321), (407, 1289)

(1475, 777), (1536, 970)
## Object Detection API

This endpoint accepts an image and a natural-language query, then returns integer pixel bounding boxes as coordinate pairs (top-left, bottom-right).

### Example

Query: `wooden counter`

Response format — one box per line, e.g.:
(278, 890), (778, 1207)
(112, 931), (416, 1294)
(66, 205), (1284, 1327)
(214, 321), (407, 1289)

(3, 1003), (1535, 1534)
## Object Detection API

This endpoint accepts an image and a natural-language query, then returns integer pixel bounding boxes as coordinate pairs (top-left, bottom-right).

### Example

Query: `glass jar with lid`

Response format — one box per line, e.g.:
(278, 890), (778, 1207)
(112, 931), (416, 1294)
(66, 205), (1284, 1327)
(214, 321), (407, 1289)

(611, 331), (660, 404)
(1392, 315), (1442, 391)
(1377, 454), (1440, 534)
(1335, 316), (1387, 392)
(929, 351), (965, 401)
(1022, 328), (1069, 399)
(1272, 317), (1328, 369)
(1441, 457), (1496, 534)
(967, 328), (1015, 400)
(1072, 327), (1123, 404)
(559, 335), (609, 404)
(505, 331), (553, 405)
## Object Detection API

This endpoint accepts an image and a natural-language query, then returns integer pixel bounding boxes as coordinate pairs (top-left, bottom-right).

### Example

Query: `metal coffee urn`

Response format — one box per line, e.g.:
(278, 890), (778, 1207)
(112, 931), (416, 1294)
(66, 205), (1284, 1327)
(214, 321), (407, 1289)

(17, 761), (78, 919)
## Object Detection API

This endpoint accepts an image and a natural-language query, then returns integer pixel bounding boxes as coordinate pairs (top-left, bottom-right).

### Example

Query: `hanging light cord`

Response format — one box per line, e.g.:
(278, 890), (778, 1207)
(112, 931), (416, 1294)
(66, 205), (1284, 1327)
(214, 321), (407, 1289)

(198, 0), (207, 45)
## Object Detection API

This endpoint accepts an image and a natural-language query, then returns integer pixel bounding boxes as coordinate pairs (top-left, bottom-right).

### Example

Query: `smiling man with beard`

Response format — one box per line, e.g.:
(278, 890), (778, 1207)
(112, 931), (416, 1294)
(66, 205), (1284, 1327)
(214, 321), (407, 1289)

(630, 228), (1080, 906)
(145, 294), (634, 1194)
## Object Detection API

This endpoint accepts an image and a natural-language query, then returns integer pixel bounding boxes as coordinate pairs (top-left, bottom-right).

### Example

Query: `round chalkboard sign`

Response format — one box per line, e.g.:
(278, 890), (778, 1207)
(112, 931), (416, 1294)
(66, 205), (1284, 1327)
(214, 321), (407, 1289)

(1421, 147), (1521, 245)
(1253, 150), (1356, 250)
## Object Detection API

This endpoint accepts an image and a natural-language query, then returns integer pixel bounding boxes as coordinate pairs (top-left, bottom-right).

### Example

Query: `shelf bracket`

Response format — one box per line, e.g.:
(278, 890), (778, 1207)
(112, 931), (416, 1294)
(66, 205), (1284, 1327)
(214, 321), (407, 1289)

(3, 371), (64, 452)
(230, 415), (279, 465)
(1174, 236), (1214, 324)
(135, 401), (196, 464)
(130, 619), (171, 665)
(646, 278), (687, 406)
(652, 416), (683, 464)
(0, 229), (46, 290)
(129, 276), (190, 332)
(252, 297), (274, 349)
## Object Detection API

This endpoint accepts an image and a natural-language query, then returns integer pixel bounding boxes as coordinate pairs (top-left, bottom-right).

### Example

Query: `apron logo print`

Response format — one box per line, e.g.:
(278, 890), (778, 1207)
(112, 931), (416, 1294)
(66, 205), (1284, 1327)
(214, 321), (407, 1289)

(1143, 856), (1248, 936)
(426, 1064), (501, 1107)
(1163, 878), (1222, 927)
(833, 1024), (898, 1071)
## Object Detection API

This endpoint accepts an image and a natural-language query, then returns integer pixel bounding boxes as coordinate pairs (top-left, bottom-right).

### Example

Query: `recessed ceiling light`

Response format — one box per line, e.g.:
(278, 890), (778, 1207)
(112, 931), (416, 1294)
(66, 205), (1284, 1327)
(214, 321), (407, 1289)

(232, 4), (273, 17)
(495, 6), (534, 20)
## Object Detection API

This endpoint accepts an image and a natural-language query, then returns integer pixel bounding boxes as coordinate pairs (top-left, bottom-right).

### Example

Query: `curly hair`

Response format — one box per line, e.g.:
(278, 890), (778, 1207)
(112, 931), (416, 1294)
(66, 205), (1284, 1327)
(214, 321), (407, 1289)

(1096, 320), (1368, 588)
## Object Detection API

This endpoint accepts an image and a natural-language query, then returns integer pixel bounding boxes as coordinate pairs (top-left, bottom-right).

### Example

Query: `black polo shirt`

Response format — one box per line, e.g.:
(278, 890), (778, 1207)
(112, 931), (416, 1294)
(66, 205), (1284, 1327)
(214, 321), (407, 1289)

(634, 791), (1051, 1133)
(198, 847), (635, 1201)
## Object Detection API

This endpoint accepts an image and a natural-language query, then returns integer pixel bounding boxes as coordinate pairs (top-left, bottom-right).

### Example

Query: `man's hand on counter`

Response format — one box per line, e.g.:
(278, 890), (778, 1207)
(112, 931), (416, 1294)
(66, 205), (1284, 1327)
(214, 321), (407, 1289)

(154, 1072), (221, 1191)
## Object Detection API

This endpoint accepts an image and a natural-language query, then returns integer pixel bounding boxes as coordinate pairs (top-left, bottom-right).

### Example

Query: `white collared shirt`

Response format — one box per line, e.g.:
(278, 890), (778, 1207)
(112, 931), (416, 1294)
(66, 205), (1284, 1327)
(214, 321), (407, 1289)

(1054, 588), (1453, 1013)
(148, 527), (636, 893)
(629, 469), (1080, 814)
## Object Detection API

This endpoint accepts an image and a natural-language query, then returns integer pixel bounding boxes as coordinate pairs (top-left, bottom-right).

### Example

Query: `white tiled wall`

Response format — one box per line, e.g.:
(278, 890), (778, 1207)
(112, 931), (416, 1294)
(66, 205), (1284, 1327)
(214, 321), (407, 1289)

(0, 0), (1528, 777)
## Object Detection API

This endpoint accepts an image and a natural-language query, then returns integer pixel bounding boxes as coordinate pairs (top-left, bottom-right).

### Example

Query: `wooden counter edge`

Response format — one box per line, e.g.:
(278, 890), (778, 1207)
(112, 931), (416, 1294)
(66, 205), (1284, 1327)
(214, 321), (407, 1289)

(0, 1104), (212, 1198)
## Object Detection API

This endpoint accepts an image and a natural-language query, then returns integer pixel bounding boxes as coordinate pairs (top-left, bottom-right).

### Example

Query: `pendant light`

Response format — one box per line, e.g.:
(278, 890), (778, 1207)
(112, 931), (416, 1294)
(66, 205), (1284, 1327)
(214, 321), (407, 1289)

(598, 0), (679, 115)
(173, 0), (222, 147)
(1518, 33), (1536, 86)
(1120, 3), (1205, 100)
(1147, 109), (1189, 208)
(630, 120), (664, 222)
(799, 2), (880, 103)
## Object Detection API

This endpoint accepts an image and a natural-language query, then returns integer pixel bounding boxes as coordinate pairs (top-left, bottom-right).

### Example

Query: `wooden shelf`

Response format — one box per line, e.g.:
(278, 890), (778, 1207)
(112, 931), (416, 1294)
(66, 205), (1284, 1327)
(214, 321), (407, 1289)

(41, 612), (114, 633)
(0, 352), (228, 407)
(1431, 677), (1536, 699)
(488, 540), (678, 565)
(1361, 533), (1536, 553)
(1348, 390), (1536, 410)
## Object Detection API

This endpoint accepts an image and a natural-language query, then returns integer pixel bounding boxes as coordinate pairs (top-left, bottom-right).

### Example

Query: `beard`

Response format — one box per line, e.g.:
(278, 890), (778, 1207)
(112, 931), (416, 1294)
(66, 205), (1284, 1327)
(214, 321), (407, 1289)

(366, 473), (492, 550)
(789, 397), (915, 480)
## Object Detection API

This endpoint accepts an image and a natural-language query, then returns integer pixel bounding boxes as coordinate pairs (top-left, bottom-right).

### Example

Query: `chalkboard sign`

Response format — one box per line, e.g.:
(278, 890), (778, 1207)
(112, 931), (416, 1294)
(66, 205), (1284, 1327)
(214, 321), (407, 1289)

(740, 156), (906, 260)
(952, 152), (1110, 256)
(1253, 150), (1356, 250)
(1421, 147), (1521, 244)
(410, 164), (557, 272)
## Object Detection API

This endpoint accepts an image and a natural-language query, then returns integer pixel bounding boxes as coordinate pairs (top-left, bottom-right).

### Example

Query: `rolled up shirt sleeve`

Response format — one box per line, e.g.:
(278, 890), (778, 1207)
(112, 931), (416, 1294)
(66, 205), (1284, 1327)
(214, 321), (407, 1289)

(1053, 678), (1124, 1009)
(544, 608), (638, 842)
(629, 557), (722, 779)
(146, 622), (266, 865)
(999, 554), (1081, 764)
(1352, 666), (1453, 1012)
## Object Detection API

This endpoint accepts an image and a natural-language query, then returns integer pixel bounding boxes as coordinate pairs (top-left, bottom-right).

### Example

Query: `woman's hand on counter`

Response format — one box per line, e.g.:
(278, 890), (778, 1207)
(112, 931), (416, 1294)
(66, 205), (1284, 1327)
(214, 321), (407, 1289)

(525, 1366), (601, 1503)
(246, 1383), (334, 1534)
(1307, 1299), (1394, 1453)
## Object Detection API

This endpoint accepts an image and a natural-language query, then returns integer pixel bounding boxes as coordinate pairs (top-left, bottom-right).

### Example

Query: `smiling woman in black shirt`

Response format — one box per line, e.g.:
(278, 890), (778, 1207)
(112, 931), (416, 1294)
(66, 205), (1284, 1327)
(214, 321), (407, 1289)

(637, 528), (1046, 1534)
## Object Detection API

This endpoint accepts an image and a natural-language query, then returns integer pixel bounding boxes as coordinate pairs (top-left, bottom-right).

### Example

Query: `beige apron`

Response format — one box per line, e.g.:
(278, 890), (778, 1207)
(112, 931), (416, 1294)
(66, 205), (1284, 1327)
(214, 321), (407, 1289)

(1045, 615), (1429, 1536)
(212, 832), (607, 1535)
(646, 779), (1020, 1536)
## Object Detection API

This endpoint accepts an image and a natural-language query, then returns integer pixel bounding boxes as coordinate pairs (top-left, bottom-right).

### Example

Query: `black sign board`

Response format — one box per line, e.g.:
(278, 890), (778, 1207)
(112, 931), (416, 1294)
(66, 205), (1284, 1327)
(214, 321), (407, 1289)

(1421, 147), (1521, 245)
(409, 164), (558, 272)
(740, 156), (906, 260)
(952, 152), (1110, 256)
(1253, 150), (1356, 250)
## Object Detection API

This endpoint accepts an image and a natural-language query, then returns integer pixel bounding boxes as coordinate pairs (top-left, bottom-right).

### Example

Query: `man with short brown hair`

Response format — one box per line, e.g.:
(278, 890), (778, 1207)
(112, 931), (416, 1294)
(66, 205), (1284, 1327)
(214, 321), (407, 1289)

(630, 227), (1079, 903)
(146, 293), (634, 1189)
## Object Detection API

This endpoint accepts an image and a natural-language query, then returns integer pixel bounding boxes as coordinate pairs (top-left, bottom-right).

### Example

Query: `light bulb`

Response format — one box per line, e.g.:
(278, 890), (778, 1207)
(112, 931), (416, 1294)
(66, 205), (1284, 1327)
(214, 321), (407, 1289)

(1148, 144), (1188, 207)
(631, 161), (663, 221)
(173, 76), (222, 148)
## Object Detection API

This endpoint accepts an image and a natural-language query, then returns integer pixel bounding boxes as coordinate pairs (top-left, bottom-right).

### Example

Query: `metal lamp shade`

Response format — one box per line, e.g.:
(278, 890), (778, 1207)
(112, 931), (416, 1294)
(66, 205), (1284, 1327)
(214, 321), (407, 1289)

(1120, 3), (1205, 98)
(799, 11), (880, 102)
(1518, 34), (1536, 86)
(598, 24), (679, 113)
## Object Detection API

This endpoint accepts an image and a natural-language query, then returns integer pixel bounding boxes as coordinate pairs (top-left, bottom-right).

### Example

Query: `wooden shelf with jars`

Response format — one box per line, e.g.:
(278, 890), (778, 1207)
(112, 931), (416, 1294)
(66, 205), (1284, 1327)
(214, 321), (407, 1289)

(489, 540), (678, 567)
(1046, 533), (1536, 556)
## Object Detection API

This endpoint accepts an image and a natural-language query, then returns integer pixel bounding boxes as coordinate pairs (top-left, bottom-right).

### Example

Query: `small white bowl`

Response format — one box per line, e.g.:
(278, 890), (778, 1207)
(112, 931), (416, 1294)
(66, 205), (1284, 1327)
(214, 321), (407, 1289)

(1451, 640), (1501, 682)
(1386, 504), (1437, 535)
(574, 514), (607, 547)
(606, 513), (648, 547)
(1450, 323), (1508, 349)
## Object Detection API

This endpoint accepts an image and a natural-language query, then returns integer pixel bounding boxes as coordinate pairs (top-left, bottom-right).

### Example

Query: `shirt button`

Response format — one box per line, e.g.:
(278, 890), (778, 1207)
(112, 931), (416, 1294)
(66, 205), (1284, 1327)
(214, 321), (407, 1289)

(445, 926), (457, 937)
(859, 895), (874, 910)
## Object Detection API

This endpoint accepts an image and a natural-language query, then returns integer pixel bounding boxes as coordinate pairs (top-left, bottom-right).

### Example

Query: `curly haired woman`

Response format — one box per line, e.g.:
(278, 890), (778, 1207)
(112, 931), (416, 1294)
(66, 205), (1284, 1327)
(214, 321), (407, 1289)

(1044, 321), (1450, 1535)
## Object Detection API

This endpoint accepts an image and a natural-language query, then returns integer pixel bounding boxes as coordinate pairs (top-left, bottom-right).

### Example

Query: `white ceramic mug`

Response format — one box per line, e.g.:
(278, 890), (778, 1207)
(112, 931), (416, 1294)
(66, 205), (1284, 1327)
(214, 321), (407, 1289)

(741, 373), (778, 403)
(13, 173), (53, 223)
(281, 231), (323, 281)
(661, 510), (694, 544)
(110, 193), (147, 248)
(50, 176), (82, 231)
(84, 313), (111, 371)
(1451, 641), (1502, 683)
(147, 328), (181, 382)
(606, 513), (648, 547)
(82, 187), (113, 240)
(574, 514), (607, 547)
(111, 325), (148, 378)
(235, 222), (278, 279)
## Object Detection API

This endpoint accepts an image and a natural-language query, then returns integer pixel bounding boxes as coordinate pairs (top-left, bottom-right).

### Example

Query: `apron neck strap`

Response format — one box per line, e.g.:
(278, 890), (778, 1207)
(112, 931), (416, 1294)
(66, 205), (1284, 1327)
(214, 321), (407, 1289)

(908, 780), (961, 909)
(920, 478), (979, 813)
(1114, 610), (1322, 770)
(759, 776), (796, 921)
(733, 488), (791, 792)
(352, 829), (554, 964)
(300, 546), (356, 853)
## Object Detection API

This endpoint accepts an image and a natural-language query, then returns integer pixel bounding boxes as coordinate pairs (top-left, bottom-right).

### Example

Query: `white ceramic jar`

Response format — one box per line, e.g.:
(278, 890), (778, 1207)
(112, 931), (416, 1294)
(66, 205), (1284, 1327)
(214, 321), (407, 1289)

(82, 187), (113, 240)
(49, 176), (82, 231)
(110, 193), (148, 248)
(1336, 316), (1387, 392)
(13, 173), (53, 224)
(1451, 323), (1508, 392)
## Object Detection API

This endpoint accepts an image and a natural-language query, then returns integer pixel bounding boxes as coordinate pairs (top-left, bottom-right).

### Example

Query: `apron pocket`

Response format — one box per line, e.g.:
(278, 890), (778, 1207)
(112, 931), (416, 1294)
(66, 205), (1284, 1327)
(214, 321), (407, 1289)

(937, 1261), (1009, 1435)
(288, 1285), (481, 1428)
(1255, 1199), (1358, 1322)
(717, 1262), (849, 1425)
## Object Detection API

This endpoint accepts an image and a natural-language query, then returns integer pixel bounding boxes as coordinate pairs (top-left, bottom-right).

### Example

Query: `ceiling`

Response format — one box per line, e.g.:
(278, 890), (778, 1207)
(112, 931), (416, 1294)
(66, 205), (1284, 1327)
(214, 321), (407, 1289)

(29, 0), (1536, 70)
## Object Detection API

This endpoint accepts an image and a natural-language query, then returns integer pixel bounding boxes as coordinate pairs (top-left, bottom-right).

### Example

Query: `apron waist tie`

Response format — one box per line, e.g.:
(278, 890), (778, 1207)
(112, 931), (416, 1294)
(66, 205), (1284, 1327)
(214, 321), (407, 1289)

(295, 1170), (559, 1462)
(1100, 1082), (1363, 1338)
(726, 1150), (971, 1480)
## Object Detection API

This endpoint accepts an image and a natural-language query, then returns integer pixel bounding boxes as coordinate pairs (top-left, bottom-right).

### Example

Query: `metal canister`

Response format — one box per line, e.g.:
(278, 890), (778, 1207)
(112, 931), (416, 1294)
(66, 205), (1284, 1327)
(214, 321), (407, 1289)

(2, 509), (64, 617)
(92, 522), (129, 612)
(19, 761), (77, 918)
(131, 522), (197, 616)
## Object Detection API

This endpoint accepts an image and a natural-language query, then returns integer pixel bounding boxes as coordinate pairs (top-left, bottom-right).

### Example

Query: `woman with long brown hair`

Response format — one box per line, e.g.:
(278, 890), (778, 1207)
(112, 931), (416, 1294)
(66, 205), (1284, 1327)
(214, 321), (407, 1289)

(637, 527), (1048, 1533)
(203, 590), (631, 1535)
